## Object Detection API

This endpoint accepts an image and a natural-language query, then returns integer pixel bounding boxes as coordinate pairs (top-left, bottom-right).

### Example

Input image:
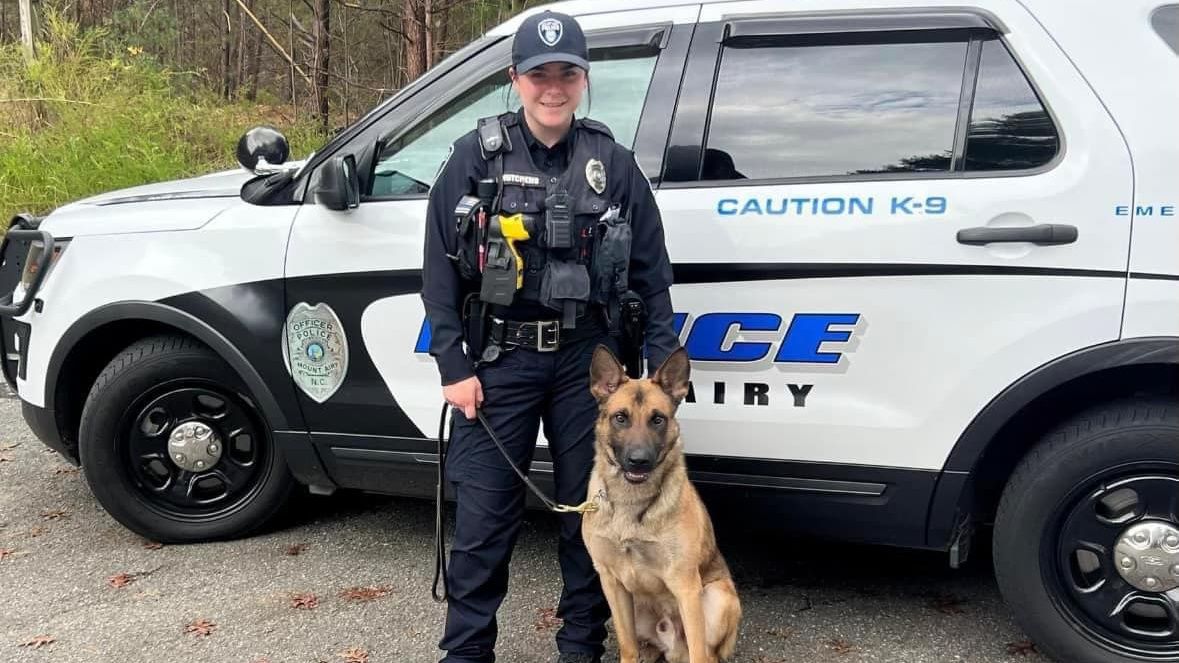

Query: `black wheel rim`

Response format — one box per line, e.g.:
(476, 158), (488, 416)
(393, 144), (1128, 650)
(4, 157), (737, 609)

(115, 378), (270, 521)
(1045, 464), (1179, 660)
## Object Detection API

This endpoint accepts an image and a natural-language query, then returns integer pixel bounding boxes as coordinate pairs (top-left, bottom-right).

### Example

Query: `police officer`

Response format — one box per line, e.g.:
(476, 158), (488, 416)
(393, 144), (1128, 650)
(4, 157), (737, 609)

(420, 9), (680, 663)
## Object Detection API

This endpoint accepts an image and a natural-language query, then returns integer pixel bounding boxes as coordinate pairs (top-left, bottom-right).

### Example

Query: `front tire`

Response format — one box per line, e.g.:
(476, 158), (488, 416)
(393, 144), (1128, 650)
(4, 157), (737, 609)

(994, 398), (1179, 663)
(78, 335), (295, 543)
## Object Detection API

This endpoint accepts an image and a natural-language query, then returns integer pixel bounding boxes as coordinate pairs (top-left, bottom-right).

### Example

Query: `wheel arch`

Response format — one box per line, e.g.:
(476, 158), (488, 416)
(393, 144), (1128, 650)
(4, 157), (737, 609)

(47, 302), (294, 455)
(926, 336), (1179, 548)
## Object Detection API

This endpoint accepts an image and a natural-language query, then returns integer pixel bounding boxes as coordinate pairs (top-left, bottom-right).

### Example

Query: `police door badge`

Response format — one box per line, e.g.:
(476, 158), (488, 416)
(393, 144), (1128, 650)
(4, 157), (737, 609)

(282, 302), (349, 404)
(538, 17), (563, 46)
(586, 158), (606, 194)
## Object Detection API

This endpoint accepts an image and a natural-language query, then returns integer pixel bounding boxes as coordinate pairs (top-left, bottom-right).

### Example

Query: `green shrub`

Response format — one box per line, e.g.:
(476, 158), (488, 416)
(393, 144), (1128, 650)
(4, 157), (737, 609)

(0, 10), (326, 219)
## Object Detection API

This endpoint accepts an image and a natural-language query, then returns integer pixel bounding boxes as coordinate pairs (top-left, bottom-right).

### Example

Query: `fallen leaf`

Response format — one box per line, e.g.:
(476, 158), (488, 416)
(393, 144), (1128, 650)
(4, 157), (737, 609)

(108, 573), (135, 588)
(40, 509), (68, 520)
(533, 606), (563, 631)
(185, 618), (216, 637)
(291, 592), (319, 610)
(143, 541), (164, 550)
(826, 639), (855, 655)
(1006, 640), (1039, 657)
(107, 565), (163, 588)
(339, 647), (369, 663)
(18, 635), (55, 649)
(0, 548), (28, 562)
(339, 585), (393, 602)
(285, 543), (308, 556)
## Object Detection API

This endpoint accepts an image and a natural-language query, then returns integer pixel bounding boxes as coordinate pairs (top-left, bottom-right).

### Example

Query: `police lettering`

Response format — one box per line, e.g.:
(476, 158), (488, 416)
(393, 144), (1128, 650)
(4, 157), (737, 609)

(419, 311), (861, 365)
(717, 197), (873, 216)
(1115, 203), (1176, 217)
(683, 381), (814, 407)
(290, 318), (336, 340)
(716, 196), (946, 216)
(678, 312), (859, 364)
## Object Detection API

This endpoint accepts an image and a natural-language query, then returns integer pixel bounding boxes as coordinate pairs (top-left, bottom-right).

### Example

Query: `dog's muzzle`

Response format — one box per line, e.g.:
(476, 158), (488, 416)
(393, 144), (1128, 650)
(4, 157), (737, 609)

(620, 448), (655, 484)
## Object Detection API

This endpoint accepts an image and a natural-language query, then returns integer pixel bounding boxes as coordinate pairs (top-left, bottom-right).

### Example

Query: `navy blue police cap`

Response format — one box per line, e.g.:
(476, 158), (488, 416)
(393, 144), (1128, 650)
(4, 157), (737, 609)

(512, 10), (590, 73)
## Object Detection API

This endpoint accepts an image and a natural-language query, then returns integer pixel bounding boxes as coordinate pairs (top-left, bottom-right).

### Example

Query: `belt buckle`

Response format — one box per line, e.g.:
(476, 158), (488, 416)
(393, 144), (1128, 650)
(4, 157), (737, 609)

(536, 320), (560, 352)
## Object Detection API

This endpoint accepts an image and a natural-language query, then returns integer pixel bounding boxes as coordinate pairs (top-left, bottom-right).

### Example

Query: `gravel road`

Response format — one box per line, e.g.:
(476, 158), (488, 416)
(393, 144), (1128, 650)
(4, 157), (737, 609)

(0, 385), (1043, 663)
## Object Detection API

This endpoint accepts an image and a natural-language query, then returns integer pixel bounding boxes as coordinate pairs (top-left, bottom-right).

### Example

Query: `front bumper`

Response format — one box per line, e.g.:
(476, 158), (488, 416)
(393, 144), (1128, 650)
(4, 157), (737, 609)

(21, 399), (76, 464)
(1, 317), (31, 391)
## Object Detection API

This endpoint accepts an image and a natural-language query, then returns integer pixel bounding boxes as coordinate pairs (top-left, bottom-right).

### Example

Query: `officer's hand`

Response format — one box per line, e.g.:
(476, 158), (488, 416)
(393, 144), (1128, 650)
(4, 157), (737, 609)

(444, 376), (483, 420)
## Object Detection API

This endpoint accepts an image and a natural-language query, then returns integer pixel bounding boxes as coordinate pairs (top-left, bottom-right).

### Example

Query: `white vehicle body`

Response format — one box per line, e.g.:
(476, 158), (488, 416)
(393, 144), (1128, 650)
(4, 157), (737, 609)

(2, 2), (1177, 662)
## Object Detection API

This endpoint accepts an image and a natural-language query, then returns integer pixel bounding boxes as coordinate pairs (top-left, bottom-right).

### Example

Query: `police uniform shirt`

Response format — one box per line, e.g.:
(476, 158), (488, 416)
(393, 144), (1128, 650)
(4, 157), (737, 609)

(421, 109), (679, 386)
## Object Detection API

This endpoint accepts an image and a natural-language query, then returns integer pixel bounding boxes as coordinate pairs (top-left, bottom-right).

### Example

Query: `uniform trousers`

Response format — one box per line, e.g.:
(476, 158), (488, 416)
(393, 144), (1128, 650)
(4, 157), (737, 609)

(439, 332), (616, 662)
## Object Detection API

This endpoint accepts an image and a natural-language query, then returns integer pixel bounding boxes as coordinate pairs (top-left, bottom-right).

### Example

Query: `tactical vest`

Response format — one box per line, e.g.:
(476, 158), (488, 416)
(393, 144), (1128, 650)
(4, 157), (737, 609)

(470, 111), (632, 328)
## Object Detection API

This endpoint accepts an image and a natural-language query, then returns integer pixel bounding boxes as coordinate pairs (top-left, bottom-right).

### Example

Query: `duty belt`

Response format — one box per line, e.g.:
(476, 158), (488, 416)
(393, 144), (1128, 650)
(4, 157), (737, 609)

(489, 317), (604, 352)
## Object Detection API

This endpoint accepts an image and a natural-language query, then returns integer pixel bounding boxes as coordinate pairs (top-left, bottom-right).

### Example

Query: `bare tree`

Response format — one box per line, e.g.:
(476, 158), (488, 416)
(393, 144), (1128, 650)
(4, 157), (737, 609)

(19, 0), (36, 61)
(221, 0), (233, 98)
(313, 0), (331, 133)
(403, 0), (426, 82)
(9, 0), (539, 133)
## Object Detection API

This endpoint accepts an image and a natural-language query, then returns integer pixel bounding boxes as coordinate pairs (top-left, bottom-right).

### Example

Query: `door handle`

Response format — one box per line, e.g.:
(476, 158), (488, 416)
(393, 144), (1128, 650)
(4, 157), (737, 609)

(957, 224), (1078, 246)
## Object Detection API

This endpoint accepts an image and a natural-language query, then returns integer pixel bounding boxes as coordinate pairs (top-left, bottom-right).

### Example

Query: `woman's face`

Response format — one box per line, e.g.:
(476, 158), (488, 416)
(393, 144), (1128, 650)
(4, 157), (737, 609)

(512, 62), (587, 133)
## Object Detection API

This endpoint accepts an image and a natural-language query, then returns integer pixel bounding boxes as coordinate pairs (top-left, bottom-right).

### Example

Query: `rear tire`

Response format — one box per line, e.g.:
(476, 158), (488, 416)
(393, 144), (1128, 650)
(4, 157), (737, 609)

(78, 335), (295, 543)
(993, 398), (1179, 663)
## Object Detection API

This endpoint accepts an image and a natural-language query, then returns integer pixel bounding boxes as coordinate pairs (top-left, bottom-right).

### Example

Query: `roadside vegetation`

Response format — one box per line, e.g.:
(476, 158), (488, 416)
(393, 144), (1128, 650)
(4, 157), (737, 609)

(0, 11), (326, 219)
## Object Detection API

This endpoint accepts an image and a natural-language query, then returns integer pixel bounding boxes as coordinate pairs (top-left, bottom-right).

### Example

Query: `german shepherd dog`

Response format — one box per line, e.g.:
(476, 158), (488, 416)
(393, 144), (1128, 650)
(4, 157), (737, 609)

(581, 345), (741, 663)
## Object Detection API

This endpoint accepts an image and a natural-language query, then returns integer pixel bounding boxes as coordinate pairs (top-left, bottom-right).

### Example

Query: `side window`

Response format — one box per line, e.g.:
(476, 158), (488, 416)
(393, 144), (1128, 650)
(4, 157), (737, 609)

(1153, 4), (1179, 56)
(370, 46), (660, 198)
(372, 76), (512, 197)
(962, 38), (1059, 171)
(701, 37), (969, 181)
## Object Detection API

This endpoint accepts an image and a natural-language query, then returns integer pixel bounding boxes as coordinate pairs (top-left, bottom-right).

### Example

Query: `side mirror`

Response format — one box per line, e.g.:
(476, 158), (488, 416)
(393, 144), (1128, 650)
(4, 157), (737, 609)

(236, 126), (290, 173)
(315, 154), (360, 211)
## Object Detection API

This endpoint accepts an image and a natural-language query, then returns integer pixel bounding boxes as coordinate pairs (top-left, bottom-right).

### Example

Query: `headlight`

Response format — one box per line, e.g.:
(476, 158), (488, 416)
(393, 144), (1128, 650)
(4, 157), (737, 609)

(14, 239), (68, 304)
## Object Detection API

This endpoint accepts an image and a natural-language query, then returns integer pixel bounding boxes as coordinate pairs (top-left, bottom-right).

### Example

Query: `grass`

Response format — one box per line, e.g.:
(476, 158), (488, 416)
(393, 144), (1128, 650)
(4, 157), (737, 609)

(0, 11), (328, 221)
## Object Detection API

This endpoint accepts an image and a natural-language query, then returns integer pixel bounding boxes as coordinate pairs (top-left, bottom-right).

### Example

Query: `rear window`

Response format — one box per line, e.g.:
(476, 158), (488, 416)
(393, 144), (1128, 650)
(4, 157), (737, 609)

(696, 29), (1059, 183)
(703, 38), (968, 180)
(962, 38), (1059, 171)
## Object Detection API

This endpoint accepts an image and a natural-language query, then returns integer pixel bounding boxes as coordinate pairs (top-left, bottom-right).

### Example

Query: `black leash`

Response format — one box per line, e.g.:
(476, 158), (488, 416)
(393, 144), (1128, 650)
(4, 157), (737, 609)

(430, 401), (599, 603)
(475, 408), (599, 514)
(432, 402), (450, 603)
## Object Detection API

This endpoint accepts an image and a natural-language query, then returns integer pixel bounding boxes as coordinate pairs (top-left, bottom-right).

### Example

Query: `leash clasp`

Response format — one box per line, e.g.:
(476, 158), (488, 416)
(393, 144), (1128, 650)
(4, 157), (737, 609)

(554, 500), (599, 514)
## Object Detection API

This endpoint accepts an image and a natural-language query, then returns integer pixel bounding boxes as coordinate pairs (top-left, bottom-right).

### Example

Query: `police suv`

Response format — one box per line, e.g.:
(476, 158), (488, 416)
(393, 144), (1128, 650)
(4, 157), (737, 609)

(2, 1), (1177, 661)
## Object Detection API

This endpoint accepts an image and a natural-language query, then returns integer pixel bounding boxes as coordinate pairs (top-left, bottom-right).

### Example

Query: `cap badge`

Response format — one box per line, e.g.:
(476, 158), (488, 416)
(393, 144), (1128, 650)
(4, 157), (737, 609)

(538, 18), (563, 47)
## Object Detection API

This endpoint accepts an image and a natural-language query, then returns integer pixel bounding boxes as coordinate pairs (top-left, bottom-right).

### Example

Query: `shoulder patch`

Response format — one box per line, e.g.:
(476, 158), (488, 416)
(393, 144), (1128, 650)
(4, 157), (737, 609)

(577, 117), (615, 141)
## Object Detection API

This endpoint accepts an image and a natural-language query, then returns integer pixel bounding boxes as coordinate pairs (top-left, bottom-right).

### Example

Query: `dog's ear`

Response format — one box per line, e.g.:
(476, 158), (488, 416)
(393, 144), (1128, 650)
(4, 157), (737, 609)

(652, 347), (691, 405)
(589, 344), (627, 401)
